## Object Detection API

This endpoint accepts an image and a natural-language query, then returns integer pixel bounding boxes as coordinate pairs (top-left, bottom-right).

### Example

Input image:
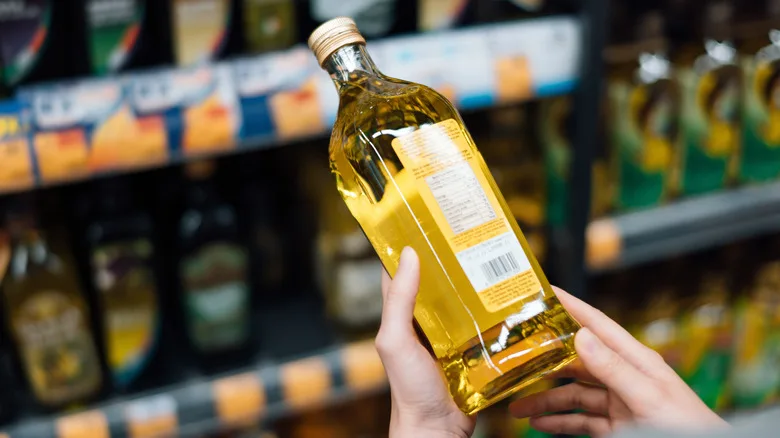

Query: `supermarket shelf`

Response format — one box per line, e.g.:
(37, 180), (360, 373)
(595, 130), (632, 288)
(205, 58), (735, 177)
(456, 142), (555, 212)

(1, 340), (386, 438)
(0, 15), (582, 196)
(586, 181), (780, 273)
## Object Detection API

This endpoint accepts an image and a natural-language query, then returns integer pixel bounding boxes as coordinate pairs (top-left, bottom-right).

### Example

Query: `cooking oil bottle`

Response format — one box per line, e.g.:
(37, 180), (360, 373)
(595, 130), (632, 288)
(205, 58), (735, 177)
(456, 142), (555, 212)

(2, 204), (102, 407)
(308, 17), (580, 414)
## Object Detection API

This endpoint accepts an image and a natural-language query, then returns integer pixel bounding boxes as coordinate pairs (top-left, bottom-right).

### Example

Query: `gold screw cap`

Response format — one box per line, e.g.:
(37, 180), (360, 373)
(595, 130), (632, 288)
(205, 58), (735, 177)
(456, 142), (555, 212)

(308, 17), (366, 67)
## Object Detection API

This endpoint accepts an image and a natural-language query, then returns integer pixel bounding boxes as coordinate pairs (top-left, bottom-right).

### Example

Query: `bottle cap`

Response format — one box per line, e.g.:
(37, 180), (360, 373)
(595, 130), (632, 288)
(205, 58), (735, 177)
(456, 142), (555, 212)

(308, 17), (366, 66)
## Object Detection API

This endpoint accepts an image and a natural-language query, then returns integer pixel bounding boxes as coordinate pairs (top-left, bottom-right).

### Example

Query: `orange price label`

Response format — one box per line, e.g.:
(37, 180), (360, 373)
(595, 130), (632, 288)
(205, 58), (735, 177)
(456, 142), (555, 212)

(0, 137), (34, 193)
(34, 129), (89, 184)
(124, 395), (178, 438)
(182, 96), (238, 157)
(213, 373), (265, 426)
(56, 410), (109, 438)
(280, 357), (332, 410)
(495, 55), (533, 103)
(342, 341), (387, 392)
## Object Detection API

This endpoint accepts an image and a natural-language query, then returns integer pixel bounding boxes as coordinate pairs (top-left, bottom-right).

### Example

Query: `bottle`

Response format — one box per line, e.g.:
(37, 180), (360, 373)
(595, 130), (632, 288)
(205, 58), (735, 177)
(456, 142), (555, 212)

(539, 97), (572, 229)
(171, 0), (236, 66)
(0, 1), (84, 88)
(1, 206), (102, 407)
(606, 9), (679, 211)
(737, 0), (780, 182)
(672, 0), (741, 195)
(308, 18), (580, 414)
(242, 0), (297, 53)
(85, 178), (160, 391)
(678, 256), (733, 410)
(177, 160), (250, 356)
(83, 0), (172, 74)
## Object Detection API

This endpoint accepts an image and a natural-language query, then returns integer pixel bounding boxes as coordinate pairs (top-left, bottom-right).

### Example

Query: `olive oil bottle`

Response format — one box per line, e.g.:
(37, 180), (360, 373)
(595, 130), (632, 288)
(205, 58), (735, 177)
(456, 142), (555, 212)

(308, 18), (579, 414)
(2, 208), (102, 407)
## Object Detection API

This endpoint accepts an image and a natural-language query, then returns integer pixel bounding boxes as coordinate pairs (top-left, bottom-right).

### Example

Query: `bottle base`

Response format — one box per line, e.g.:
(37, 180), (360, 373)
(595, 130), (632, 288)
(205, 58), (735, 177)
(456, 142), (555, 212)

(439, 297), (580, 415)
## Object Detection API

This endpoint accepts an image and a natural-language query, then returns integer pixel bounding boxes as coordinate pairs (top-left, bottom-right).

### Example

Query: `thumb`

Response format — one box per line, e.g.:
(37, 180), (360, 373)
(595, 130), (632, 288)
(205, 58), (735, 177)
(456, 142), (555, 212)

(381, 247), (420, 332)
(575, 328), (661, 409)
(376, 247), (420, 357)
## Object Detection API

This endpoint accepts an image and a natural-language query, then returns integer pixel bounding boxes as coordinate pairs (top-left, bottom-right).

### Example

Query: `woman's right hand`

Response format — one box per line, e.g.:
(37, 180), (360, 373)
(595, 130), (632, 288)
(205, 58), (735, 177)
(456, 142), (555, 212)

(509, 287), (730, 437)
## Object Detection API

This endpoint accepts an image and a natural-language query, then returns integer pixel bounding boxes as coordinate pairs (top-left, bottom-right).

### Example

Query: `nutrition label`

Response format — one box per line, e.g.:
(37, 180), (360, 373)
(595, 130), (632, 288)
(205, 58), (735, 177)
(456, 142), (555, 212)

(426, 161), (497, 235)
(392, 119), (542, 312)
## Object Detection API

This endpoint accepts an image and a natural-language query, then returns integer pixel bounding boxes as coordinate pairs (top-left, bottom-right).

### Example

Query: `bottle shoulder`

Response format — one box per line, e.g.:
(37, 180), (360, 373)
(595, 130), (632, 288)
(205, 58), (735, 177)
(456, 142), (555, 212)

(330, 75), (461, 150)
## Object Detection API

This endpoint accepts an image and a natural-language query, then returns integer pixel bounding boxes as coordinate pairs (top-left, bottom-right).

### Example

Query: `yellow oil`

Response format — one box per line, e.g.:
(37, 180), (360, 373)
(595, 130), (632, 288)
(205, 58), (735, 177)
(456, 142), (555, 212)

(323, 43), (579, 414)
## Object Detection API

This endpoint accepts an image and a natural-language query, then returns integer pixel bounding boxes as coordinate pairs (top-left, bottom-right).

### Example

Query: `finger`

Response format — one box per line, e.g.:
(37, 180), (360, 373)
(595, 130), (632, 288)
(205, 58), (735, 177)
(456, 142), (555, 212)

(545, 360), (601, 384)
(530, 413), (612, 437)
(376, 247), (420, 357)
(509, 382), (609, 418)
(575, 328), (662, 409)
(553, 287), (672, 378)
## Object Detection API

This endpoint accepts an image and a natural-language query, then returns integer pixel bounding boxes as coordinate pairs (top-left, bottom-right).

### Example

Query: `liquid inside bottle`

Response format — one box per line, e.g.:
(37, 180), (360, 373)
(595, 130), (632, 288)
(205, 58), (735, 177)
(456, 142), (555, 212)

(309, 18), (579, 414)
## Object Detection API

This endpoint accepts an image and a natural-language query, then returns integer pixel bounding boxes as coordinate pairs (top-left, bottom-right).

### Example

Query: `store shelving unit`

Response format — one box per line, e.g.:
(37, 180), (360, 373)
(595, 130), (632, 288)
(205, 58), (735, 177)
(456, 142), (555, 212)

(0, 2), (612, 437)
(586, 180), (780, 273)
(3, 340), (385, 438)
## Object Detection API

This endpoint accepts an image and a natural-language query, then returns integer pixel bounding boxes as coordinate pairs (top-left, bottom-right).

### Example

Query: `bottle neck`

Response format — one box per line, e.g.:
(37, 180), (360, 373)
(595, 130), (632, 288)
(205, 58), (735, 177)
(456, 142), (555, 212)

(323, 44), (382, 91)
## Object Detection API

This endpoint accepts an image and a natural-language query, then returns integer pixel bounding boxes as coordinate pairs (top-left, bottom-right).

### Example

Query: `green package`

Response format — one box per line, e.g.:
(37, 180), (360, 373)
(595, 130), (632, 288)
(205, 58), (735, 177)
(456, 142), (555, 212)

(610, 75), (677, 211)
(676, 42), (741, 195)
(86, 0), (144, 74)
(740, 39), (780, 182)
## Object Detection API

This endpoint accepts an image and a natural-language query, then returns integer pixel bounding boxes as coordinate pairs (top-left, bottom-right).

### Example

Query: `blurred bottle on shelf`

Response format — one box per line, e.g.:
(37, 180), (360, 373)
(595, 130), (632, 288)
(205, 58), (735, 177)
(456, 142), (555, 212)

(299, 0), (415, 41)
(171, 0), (238, 66)
(178, 160), (251, 356)
(273, 392), (390, 437)
(678, 256), (734, 411)
(85, 178), (161, 391)
(479, 106), (547, 262)
(729, 243), (780, 408)
(417, 0), (474, 32)
(737, 0), (780, 183)
(0, 1), (84, 88)
(539, 97), (572, 228)
(302, 154), (383, 334)
(241, 0), (297, 53)
(606, 7), (679, 211)
(671, 0), (741, 196)
(632, 266), (683, 373)
(1, 201), (103, 408)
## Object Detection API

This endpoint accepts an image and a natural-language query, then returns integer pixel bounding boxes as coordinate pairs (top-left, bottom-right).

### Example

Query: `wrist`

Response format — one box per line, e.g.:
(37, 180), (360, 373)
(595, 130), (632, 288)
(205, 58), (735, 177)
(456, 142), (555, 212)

(390, 412), (472, 438)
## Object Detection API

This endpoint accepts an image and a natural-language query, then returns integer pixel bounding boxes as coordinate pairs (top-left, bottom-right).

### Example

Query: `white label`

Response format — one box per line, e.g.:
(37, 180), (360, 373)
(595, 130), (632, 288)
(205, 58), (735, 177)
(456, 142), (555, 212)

(456, 232), (531, 293)
(426, 161), (497, 235)
(335, 259), (383, 326)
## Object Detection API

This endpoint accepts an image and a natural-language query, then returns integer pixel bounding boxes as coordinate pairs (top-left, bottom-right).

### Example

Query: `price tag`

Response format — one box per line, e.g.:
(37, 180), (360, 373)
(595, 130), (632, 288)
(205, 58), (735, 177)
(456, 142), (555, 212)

(342, 341), (387, 392)
(129, 71), (178, 115)
(34, 128), (89, 184)
(56, 410), (109, 438)
(124, 395), (177, 438)
(213, 373), (265, 427)
(182, 65), (240, 156)
(0, 137), (34, 193)
(280, 357), (332, 410)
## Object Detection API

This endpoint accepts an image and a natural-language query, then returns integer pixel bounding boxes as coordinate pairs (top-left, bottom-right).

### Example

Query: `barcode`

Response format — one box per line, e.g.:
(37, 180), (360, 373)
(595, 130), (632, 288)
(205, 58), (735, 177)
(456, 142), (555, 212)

(480, 252), (521, 285)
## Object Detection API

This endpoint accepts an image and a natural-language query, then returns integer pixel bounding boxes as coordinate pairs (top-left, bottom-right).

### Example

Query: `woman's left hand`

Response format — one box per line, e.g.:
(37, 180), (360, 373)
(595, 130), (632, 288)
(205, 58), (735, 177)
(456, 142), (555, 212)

(376, 247), (476, 438)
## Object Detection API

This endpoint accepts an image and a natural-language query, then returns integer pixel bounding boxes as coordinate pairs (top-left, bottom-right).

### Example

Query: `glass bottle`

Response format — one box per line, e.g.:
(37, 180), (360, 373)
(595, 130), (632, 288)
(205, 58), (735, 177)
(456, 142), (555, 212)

(177, 160), (250, 355)
(308, 18), (580, 414)
(2, 210), (102, 407)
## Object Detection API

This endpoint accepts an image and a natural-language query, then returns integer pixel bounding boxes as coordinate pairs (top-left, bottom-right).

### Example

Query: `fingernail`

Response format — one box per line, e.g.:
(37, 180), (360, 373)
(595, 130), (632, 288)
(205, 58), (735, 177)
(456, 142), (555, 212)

(399, 247), (414, 270)
(576, 328), (601, 356)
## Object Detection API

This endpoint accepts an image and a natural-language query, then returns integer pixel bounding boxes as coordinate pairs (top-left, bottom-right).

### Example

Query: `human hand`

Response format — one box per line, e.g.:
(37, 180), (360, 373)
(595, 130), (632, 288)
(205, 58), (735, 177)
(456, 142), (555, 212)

(375, 247), (476, 438)
(509, 287), (729, 437)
